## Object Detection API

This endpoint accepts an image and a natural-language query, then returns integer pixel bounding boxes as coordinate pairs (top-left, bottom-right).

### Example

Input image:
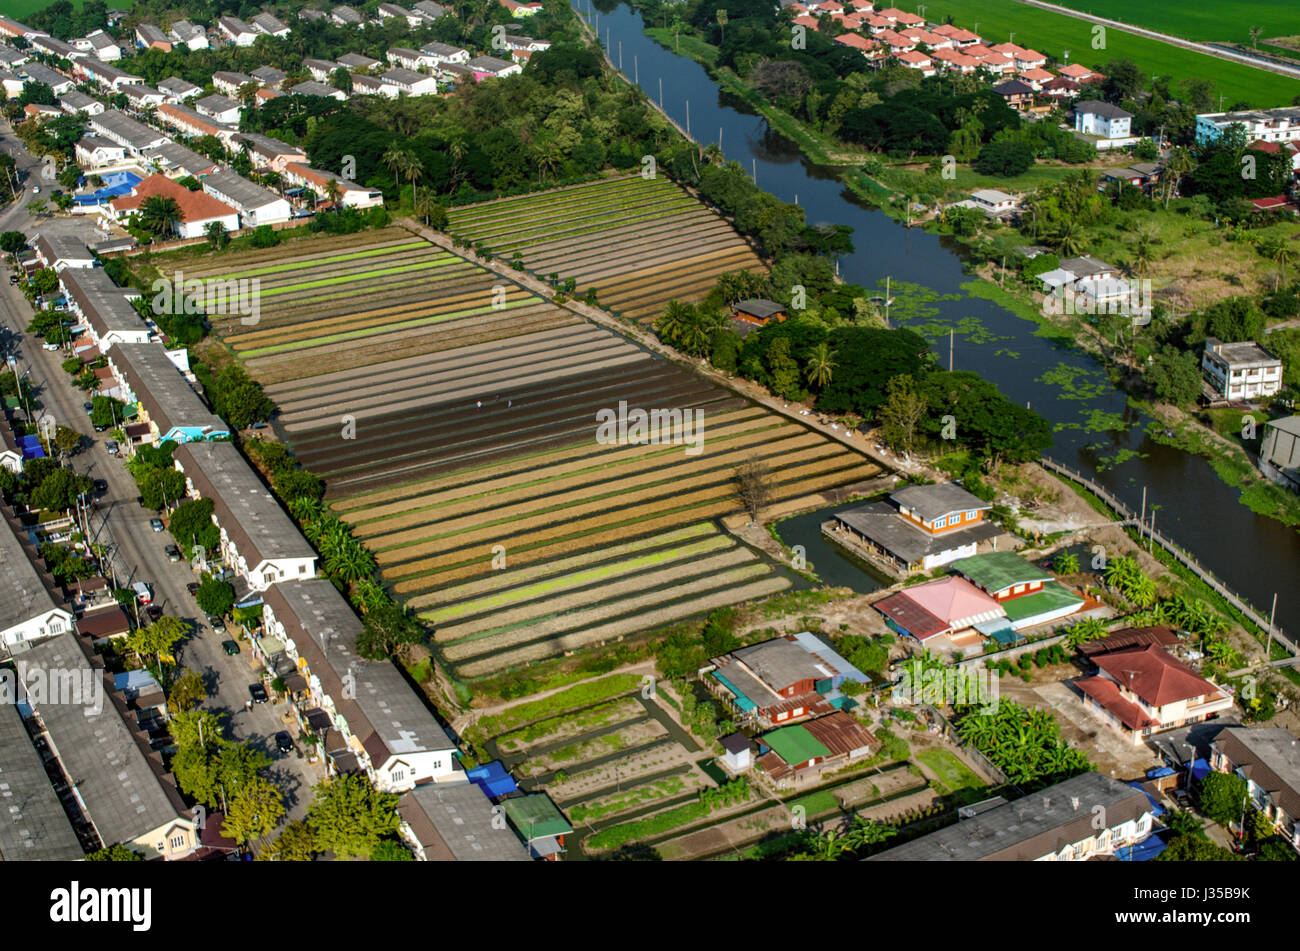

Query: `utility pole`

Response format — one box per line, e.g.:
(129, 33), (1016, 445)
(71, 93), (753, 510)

(1266, 592), (1277, 660)
(1148, 509), (1155, 552)
(1139, 486), (1146, 540)
(634, 55), (638, 84)
(884, 275), (891, 327)
(686, 98), (690, 137)
(618, 41), (622, 71)
(752, 158), (756, 184)
(948, 330), (954, 371)
(659, 76), (663, 109)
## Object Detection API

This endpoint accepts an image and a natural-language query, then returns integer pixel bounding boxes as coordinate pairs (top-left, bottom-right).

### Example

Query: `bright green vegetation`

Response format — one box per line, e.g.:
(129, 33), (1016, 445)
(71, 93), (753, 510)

(568, 775), (690, 822)
(212, 242), (430, 279)
(467, 674), (641, 742)
(5, 0), (129, 16)
(953, 700), (1092, 788)
(494, 697), (641, 753)
(1048, 0), (1300, 47)
(916, 0), (1300, 105)
(916, 749), (987, 795)
(585, 777), (750, 850)
(645, 26), (721, 68)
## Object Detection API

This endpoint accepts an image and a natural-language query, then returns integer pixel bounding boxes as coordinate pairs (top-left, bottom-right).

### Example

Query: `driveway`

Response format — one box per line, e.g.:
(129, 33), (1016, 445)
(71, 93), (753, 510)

(0, 204), (320, 823)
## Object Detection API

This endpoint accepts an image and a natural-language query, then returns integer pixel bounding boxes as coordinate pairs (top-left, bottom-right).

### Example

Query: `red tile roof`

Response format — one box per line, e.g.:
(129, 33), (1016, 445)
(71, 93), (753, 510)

(112, 173), (238, 223)
(1091, 644), (1218, 706)
(1076, 675), (1159, 731)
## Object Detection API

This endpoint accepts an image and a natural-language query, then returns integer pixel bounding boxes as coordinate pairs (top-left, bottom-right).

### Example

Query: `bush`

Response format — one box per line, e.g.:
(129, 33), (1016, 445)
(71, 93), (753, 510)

(249, 225), (279, 248)
(974, 140), (1036, 177)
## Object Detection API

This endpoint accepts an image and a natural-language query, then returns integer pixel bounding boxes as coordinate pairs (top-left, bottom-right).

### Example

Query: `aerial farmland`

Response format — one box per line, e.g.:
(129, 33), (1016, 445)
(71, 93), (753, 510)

(178, 184), (881, 685)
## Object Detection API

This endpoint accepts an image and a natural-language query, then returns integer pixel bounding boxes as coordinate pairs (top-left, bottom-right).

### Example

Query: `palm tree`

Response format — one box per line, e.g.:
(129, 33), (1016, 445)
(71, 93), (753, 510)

(654, 300), (693, 345)
(413, 187), (437, 226)
(1128, 231), (1155, 278)
(804, 341), (836, 388)
(1249, 26), (1262, 49)
(1163, 147), (1193, 210)
(325, 178), (342, 209)
(1050, 219), (1084, 257)
(531, 133), (564, 183)
(402, 154), (424, 208)
(137, 195), (182, 238)
(381, 145), (408, 190)
(679, 307), (715, 356)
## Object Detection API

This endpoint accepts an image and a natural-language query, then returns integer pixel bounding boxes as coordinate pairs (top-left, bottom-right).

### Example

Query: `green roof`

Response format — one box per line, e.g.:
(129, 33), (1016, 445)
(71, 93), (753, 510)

(1000, 581), (1083, 622)
(762, 725), (831, 765)
(952, 551), (1051, 593)
(502, 793), (572, 840)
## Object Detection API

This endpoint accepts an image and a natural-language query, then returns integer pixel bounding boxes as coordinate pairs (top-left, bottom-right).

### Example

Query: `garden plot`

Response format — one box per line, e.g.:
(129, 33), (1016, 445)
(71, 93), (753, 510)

(493, 696), (645, 756)
(517, 718), (670, 778)
(447, 175), (767, 324)
(567, 772), (709, 825)
(544, 741), (701, 804)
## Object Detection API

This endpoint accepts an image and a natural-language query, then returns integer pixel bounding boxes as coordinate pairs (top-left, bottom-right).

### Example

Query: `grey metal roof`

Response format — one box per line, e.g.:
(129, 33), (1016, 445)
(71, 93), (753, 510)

(232, 132), (304, 160)
(1075, 99), (1132, 119)
(381, 67), (428, 86)
(106, 344), (226, 439)
(288, 80), (341, 97)
(0, 513), (61, 634)
(734, 298), (784, 319)
(731, 635), (840, 692)
(251, 12), (289, 33)
(121, 83), (163, 101)
(332, 5), (364, 23)
(467, 55), (515, 73)
(33, 231), (93, 265)
(834, 502), (1001, 565)
(250, 65), (287, 84)
(263, 579), (454, 761)
(217, 15), (255, 36)
(401, 782), (529, 861)
(1265, 415), (1300, 437)
(869, 772), (1151, 861)
(168, 20), (205, 42)
(142, 141), (216, 176)
(890, 482), (989, 522)
(158, 76), (201, 96)
(338, 52), (379, 68)
(20, 632), (191, 848)
(202, 168), (283, 212)
(419, 42), (465, 57)
(195, 93), (240, 116)
(60, 267), (148, 337)
(89, 109), (166, 151)
(135, 23), (169, 43)
(78, 58), (139, 85)
(212, 70), (253, 86)
(172, 440), (316, 564)
(20, 61), (71, 88)
(1059, 255), (1115, 276)
(0, 701), (84, 860)
(58, 90), (98, 111)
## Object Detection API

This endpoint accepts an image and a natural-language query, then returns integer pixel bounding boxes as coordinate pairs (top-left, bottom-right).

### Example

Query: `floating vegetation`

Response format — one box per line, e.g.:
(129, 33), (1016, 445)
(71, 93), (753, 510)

(993, 348), (1021, 359)
(1036, 362), (1112, 402)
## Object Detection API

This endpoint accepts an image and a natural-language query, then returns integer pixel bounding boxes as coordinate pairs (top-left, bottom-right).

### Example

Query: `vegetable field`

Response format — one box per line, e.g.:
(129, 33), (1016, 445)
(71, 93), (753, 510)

(446, 175), (768, 324)
(189, 207), (876, 682)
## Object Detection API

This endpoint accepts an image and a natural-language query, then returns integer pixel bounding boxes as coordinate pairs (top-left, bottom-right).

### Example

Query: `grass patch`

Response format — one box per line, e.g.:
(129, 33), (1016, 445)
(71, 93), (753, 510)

(916, 749), (985, 793)
(467, 673), (641, 742)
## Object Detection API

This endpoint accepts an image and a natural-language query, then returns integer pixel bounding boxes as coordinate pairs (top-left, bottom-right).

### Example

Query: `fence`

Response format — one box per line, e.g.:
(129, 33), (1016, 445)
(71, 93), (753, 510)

(1040, 456), (1298, 661)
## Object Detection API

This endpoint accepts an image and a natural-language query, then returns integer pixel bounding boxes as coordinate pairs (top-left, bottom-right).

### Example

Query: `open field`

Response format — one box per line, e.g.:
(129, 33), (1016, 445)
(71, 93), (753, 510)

(446, 175), (768, 324)
(193, 200), (875, 680)
(1047, 0), (1299, 47)
(917, 0), (1300, 105)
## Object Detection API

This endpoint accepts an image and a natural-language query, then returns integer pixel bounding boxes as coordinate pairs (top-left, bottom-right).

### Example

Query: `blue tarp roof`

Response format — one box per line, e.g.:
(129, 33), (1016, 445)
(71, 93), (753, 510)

(466, 760), (517, 799)
(1125, 780), (1167, 817)
(1117, 832), (1168, 861)
(1191, 758), (1212, 781)
(74, 171), (141, 205)
(18, 434), (45, 460)
(1146, 766), (1175, 779)
(113, 669), (160, 693)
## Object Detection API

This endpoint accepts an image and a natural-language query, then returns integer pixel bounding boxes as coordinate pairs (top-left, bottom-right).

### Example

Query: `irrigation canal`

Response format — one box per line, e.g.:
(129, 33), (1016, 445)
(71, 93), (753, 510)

(577, 0), (1300, 638)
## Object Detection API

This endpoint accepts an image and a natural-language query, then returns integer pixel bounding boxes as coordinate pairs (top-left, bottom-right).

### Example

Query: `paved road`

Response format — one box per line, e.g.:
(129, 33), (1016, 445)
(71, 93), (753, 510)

(0, 149), (320, 823)
(1013, 0), (1300, 81)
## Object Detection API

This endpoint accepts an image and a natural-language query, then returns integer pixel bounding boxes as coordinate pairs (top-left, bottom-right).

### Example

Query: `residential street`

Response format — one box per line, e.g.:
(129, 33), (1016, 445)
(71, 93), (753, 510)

(0, 140), (319, 823)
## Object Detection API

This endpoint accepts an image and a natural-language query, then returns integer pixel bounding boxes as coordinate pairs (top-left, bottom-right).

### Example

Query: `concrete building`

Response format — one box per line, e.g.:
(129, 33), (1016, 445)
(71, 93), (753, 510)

(1259, 415), (1300, 491)
(1201, 337), (1283, 402)
(0, 516), (74, 656)
(1197, 106), (1300, 146)
(105, 343), (230, 445)
(201, 168), (293, 226)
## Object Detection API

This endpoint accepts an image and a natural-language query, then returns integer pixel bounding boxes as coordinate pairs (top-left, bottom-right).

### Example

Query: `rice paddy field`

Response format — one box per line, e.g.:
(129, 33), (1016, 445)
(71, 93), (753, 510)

(446, 175), (768, 324)
(1047, 0), (1299, 47)
(185, 199), (879, 682)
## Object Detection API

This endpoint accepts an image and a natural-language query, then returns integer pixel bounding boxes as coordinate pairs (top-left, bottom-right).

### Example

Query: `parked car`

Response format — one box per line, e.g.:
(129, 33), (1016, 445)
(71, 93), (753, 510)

(7, 274), (17, 285)
(275, 731), (293, 754)
(164, 544), (181, 562)
(149, 517), (164, 532)
(82, 401), (93, 414)
(206, 614), (223, 628)
(222, 639), (240, 655)
(186, 582), (200, 596)
(132, 581), (152, 604)
(92, 478), (107, 493)
(145, 604), (162, 621)
(248, 683), (268, 704)
(104, 439), (119, 456)
(42, 341), (59, 351)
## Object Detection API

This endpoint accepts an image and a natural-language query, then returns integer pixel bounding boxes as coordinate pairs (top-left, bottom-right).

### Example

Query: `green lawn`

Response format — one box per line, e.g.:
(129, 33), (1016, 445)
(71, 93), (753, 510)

(1048, 0), (1299, 47)
(916, 749), (986, 792)
(916, 0), (1300, 106)
(4, 0), (132, 17)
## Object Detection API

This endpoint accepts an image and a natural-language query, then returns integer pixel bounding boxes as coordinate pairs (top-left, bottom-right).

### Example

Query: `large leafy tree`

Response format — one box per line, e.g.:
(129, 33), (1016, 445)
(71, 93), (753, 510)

(355, 600), (425, 661)
(1197, 770), (1249, 827)
(306, 775), (401, 861)
(221, 776), (285, 846)
(137, 195), (183, 238)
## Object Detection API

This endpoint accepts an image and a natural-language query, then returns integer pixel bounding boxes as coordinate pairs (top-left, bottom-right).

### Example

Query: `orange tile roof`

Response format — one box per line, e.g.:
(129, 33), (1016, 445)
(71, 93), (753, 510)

(1092, 644), (1220, 707)
(112, 173), (238, 223)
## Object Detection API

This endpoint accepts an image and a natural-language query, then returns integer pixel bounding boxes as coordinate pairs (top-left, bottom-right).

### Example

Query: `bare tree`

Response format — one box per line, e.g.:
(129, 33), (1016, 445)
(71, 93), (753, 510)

(734, 457), (772, 522)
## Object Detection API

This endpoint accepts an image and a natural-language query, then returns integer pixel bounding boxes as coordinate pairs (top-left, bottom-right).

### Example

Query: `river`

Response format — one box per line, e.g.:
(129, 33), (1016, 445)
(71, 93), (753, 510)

(577, 0), (1300, 635)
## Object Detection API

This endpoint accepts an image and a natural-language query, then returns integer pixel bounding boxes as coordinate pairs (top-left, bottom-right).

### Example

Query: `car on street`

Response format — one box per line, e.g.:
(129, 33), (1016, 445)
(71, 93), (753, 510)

(149, 517), (164, 532)
(32, 186), (39, 194)
(145, 604), (162, 622)
(248, 683), (268, 704)
(8, 274), (17, 285)
(83, 401), (93, 414)
(104, 439), (119, 456)
(222, 639), (240, 655)
(186, 582), (200, 595)
(42, 341), (59, 351)
(92, 478), (107, 493)
(165, 544), (181, 562)
(132, 581), (152, 604)
(206, 613), (224, 629)
(275, 731), (294, 754)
